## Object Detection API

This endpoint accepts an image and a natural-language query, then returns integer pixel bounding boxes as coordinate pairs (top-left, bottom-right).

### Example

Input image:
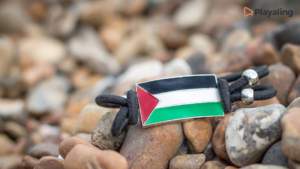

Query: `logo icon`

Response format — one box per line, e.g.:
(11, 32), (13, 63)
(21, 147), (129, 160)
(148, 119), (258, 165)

(244, 7), (253, 17)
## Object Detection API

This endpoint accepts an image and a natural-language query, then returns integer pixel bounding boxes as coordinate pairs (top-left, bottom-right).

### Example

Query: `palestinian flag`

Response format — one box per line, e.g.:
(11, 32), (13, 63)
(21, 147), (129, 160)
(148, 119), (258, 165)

(136, 75), (224, 126)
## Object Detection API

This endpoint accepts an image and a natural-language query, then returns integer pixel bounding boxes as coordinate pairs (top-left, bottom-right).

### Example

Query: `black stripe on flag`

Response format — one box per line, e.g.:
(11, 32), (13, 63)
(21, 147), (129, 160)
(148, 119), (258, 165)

(137, 75), (217, 94)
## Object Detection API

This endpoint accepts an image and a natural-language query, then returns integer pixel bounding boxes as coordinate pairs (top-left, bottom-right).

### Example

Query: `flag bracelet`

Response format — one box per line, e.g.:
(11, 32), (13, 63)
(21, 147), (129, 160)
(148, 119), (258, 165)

(95, 65), (277, 137)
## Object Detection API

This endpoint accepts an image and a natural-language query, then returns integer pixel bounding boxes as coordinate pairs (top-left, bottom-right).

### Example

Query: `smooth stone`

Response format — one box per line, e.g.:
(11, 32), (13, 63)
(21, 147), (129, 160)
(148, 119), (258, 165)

(0, 134), (15, 155)
(0, 99), (25, 120)
(68, 26), (120, 75)
(212, 112), (233, 162)
(19, 36), (66, 65)
(26, 76), (70, 114)
(4, 121), (27, 139)
(288, 75), (300, 104)
(188, 33), (215, 57)
(186, 52), (209, 74)
(22, 155), (39, 169)
(163, 58), (192, 76)
(251, 42), (280, 66)
(222, 29), (251, 53)
(260, 64), (295, 106)
(281, 107), (300, 162)
(0, 155), (23, 169)
(92, 111), (126, 150)
(289, 159), (300, 169)
(157, 23), (188, 49)
(0, 36), (15, 80)
(240, 164), (288, 169)
(59, 136), (96, 159)
(274, 22), (300, 49)
(120, 121), (183, 169)
(287, 97), (300, 109)
(29, 143), (59, 159)
(75, 133), (92, 143)
(60, 117), (77, 134)
(64, 145), (128, 169)
(183, 118), (212, 153)
(173, 0), (209, 29)
(281, 43), (300, 75)
(226, 104), (287, 167)
(169, 154), (206, 169)
(74, 104), (108, 134)
(203, 141), (216, 161)
(261, 140), (288, 167)
(200, 161), (227, 169)
(34, 156), (64, 169)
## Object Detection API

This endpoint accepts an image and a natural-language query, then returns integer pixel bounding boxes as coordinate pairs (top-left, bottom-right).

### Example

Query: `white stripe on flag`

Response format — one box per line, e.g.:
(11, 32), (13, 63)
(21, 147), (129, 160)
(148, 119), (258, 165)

(154, 88), (221, 109)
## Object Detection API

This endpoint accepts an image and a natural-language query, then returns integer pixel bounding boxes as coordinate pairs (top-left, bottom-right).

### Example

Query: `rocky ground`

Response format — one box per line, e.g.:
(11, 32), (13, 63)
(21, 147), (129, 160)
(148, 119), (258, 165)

(1, 0), (300, 168)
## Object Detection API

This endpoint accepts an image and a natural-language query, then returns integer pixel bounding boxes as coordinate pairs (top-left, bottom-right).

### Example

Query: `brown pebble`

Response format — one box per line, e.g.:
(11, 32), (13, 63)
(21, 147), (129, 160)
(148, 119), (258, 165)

(64, 144), (128, 169)
(169, 154), (206, 169)
(212, 112), (233, 162)
(120, 121), (183, 169)
(183, 118), (212, 152)
(22, 155), (39, 169)
(281, 107), (300, 162)
(260, 64), (295, 106)
(288, 75), (300, 104)
(59, 136), (96, 159)
(281, 43), (300, 75)
(34, 156), (64, 169)
(201, 161), (227, 169)
(29, 143), (59, 159)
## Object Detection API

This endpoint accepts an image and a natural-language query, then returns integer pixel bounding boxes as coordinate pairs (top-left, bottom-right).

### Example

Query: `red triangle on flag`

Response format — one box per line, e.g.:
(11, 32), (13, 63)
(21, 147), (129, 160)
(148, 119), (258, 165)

(136, 86), (159, 125)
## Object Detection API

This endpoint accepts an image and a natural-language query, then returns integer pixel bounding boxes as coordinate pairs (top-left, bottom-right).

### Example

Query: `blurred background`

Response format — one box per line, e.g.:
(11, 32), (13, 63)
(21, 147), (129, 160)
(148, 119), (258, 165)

(0, 0), (300, 168)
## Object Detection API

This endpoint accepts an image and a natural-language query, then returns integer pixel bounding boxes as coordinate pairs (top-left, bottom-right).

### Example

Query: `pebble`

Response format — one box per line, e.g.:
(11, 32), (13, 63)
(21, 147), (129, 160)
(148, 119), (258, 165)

(240, 164), (288, 169)
(186, 52), (209, 74)
(92, 111), (126, 150)
(64, 144), (128, 169)
(157, 23), (188, 49)
(281, 43), (300, 74)
(200, 160), (227, 169)
(281, 107), (300, 162)
(274, 22), (300, 49)
(173, 0), (209, 29)
(222, 29), (251, 53)
(0, 155), (23, 169)
(19, 36), (66, 65)
(289, 159), (300, 169)
(74, 104), (108, 134)
(169, 154), (206, 169)
(225, 104), (287, 167)
(120, 121), (183, 169)
(114, 60), (163, 95)
(0, 134), (15, 155)
(4, 121), (27, 139)
(261, 140), (289, 167)
(260, 64), (296, 106)
(59, 136), (96, 159)
(22, 155), (39, 169)
(26, 76), (70, 114)
(60, 117), (77, 134)
(189, 33), (215, 57)
(34, 156), (64, 169)
(0, 36), (15, 80)
(288, 75), (300, 104)
(29, 143), (59, 159)
(75, 133), (92, 143)
(287, 97), (300, 109)
(163, 58), (192, 76)
(68, 26), (120, 75)
(0, 98), (25, 120)
(183, 118), (212, 153)
(252, 42), (280, 66)
(212, 112), (233, 162)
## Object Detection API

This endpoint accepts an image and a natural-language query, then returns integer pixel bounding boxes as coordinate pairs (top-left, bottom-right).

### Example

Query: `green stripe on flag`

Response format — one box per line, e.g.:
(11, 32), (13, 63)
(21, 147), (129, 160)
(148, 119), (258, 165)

(144, 102), (224, 125)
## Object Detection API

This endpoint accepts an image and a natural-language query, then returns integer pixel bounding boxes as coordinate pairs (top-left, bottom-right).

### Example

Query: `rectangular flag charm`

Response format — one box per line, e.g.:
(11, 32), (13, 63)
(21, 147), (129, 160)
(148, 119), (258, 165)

(135, 75), (224, 127)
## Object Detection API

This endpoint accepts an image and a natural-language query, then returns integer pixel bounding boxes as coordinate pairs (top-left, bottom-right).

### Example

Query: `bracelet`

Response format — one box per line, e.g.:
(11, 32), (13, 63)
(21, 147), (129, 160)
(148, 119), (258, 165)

(96, 65), (277, 137)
